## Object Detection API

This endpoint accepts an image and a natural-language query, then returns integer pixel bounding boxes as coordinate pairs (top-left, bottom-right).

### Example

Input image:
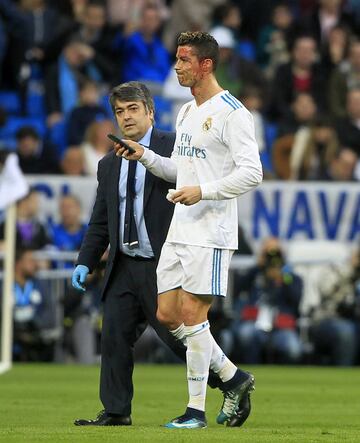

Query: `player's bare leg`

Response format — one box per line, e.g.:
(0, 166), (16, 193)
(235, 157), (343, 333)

(161, 289), (211, 428)
(157, 289), (188, 343)
(158, 288), (254, 429)
(157, 289), (183, 330)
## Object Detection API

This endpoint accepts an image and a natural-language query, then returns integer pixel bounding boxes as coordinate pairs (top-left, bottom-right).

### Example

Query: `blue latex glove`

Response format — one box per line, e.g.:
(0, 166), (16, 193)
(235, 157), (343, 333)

(72, 265), (89, 292)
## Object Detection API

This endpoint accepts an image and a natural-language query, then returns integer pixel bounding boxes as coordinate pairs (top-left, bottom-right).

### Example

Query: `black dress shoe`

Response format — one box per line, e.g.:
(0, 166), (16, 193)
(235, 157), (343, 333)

(74, 410), (132, 426)
(226, 394), (251, 427)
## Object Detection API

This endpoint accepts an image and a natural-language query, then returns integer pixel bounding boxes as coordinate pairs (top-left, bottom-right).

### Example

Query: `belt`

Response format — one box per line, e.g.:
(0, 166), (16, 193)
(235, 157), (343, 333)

(121, 253), (155, 262)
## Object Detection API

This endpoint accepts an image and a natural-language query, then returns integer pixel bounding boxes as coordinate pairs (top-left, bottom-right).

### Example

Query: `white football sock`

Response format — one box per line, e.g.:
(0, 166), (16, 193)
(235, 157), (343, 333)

(210, 334), (237, 383)
(184, 321), (212, 412)
(170, 323), (187, 345)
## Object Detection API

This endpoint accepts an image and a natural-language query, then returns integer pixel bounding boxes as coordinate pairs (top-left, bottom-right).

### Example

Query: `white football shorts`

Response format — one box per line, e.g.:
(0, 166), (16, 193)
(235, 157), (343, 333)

(156, 242), (234, 297)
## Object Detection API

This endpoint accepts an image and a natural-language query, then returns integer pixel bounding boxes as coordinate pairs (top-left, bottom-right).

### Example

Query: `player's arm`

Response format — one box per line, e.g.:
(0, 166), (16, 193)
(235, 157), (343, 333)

(115, 139), (178, 183)
(200, 109), (263, 200)
(139, 146), (177, 183)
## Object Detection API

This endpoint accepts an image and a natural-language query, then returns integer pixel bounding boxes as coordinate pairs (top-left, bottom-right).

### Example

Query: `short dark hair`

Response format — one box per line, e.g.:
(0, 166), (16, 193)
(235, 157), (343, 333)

(86, 0), (106, 9)
(15, 126), (39, 141)
(263, 248), (285, 269)
(109, 81), (155, 121)
(177, 31), (219, 70)
(79, 77), (98, 92)
(290, 33), (317, 51)
(15, 247), (33, 263)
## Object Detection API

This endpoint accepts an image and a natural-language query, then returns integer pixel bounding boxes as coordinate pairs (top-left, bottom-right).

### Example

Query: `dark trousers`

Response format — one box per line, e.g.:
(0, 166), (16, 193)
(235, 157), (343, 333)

(100, 253), (222, 416)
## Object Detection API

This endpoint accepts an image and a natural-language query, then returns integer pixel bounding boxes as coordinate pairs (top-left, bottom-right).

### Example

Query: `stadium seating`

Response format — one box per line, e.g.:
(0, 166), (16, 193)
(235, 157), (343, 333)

(48, 119), (68, 158)
(26, 88), (46, 118)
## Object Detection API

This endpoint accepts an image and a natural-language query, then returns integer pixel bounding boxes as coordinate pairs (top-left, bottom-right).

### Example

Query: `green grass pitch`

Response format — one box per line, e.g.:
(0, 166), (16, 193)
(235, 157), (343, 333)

(0, 364), (359, 442)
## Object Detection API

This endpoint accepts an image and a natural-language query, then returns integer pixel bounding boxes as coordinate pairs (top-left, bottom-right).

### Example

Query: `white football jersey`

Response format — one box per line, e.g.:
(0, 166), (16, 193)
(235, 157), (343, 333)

(140, 90), (263, 249)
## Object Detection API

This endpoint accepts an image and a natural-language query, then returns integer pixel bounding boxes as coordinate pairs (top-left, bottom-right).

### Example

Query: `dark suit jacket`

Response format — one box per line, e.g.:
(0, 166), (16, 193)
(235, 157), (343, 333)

(77, 128), (176, 296)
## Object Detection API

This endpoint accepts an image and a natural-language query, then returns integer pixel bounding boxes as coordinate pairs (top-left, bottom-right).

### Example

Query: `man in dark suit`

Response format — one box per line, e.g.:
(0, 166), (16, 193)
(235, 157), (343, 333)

(71, 81), (250, 427)
(71, 81), (182, 426)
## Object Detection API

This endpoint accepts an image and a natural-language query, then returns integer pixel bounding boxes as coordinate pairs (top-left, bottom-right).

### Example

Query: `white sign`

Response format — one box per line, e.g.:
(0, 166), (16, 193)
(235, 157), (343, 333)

(26, 176), (360, 244)
(238, 181), (360, 243)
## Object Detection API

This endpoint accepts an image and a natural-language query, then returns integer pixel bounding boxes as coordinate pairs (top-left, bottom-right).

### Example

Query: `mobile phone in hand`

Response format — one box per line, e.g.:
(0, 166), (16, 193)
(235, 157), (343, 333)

(107, 133), (136, 154)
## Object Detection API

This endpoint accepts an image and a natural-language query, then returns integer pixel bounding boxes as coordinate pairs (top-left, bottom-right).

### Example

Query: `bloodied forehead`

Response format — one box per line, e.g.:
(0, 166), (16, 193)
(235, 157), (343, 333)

(176, 46), (198, 59)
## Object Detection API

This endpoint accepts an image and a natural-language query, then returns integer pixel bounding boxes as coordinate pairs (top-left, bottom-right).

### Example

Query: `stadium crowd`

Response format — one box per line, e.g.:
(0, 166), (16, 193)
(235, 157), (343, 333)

(0, 0), (360, 365)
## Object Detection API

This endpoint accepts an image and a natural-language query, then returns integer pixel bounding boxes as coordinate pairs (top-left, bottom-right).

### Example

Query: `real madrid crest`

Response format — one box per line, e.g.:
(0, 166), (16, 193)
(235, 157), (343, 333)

(202, 117), (212, 131)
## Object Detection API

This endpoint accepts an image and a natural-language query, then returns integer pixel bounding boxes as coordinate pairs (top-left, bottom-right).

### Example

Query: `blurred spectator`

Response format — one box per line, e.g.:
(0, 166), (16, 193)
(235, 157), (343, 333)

(269, 35), (326, 120)
(120, 4), (171, 93)
(69, 0), (118, 84)
(329, 41), (360, 118)
(67, 79), (108, 145)
(320, 24), (351, 73)
(163, 0), (226, 53)
(7, 1), (74, 117)
(272, 91), (317, 179)
(213, 2), (242, 36)
(107, 0), (168, 28)
(50, 194), (87, 252)
(273, 113), (338, 180)
(60, 146), (86, 175)
(81, 119), (115, 176)
(307, 246), (360, 365)
(274, 116), (339, 180)
(0, 0), (72, 108)
(19, 0), (71, 64)
(44, 38), (107, 125)
(289, 115), (339, 180)
(335, 87), (360, 154)
(295, 0), (355, 48)
(231, 237), (303, 364)
(12, 248), (58, 361)
(0, 0), (30, 89)
(322, 147), (358, 181)
(277, 91), (317, 137)
(0, 189), (51, 251)
(212, 2), (255, 61)
(16, 126), (60, 174)
(257, 2), (295, 78)
(209, 25), (268, 101)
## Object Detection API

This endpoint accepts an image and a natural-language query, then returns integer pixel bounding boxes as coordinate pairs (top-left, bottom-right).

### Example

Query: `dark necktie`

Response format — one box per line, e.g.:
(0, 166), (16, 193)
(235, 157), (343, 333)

(123, 160), (139, 248)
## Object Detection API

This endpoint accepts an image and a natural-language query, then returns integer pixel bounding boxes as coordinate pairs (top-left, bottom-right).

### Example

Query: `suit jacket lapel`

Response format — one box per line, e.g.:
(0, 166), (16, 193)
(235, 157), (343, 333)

(143, 129), (164, 209)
